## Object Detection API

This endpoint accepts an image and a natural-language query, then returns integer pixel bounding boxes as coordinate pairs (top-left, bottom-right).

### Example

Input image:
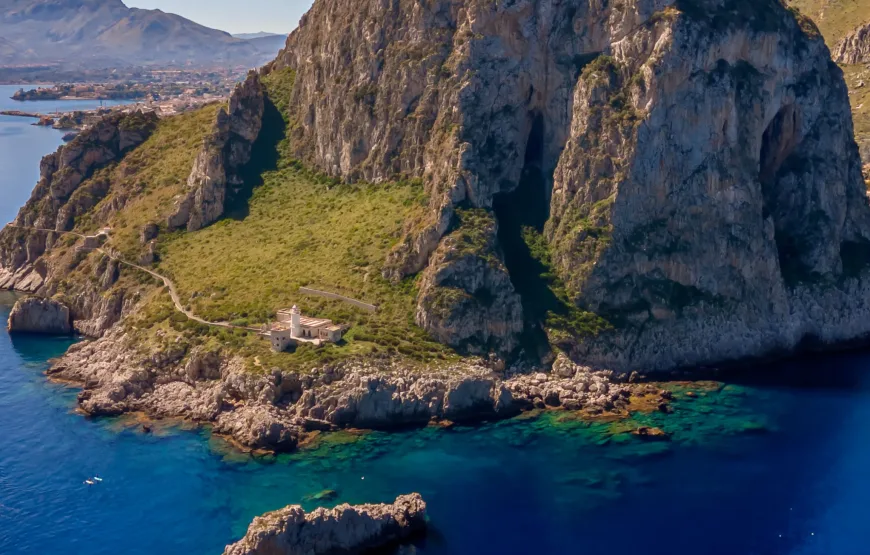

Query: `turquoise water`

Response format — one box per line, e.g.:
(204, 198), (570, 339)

(2, 290), (870, 554)
(0, 84), (132, 224)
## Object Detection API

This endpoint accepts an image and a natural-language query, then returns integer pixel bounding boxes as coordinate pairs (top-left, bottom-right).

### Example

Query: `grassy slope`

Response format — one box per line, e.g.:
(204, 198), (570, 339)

(786, 1), (870, 176)
(841, 64), (870, 174)
(787, 0), (870, 46)
(89, 68), (455, 372)
(78, 104), (223, 253)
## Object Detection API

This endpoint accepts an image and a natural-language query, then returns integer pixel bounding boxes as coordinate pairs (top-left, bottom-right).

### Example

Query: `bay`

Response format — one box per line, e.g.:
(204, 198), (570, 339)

(1, 288), (870, 554)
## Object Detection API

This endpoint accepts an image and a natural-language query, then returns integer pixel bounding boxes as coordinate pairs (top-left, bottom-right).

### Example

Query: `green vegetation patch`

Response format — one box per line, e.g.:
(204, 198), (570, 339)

(521, 226), (613, 343)
(786, 0), (870, 46)
(78, 104), (223, 255)
(145, 69), (453, 372)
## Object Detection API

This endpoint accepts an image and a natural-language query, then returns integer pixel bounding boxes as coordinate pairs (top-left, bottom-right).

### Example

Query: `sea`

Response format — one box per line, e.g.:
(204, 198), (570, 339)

(2, 85), (870, 555)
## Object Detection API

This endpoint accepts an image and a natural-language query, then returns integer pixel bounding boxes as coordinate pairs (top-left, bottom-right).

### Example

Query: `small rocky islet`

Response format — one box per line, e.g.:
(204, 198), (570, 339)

(4, 0), (870, 553)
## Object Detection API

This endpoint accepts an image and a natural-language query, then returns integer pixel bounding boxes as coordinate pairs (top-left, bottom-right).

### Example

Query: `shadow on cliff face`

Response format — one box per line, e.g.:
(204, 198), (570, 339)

(223, 95), (286, 221)
(492, 114), (563, 360)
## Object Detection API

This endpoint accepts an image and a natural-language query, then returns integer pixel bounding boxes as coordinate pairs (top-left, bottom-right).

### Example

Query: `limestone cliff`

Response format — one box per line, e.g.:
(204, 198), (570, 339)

(270, 0), (870, 372)
(0, 111), (158, 336)
(223, 494), (427, 555)
(835, 21), (870, 64)
(168, 71), (265, 232)
(7, 296), (71, 335)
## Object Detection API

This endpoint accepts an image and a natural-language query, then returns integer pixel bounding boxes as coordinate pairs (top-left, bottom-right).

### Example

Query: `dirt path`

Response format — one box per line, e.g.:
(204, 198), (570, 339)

(6, 224), (253, 331)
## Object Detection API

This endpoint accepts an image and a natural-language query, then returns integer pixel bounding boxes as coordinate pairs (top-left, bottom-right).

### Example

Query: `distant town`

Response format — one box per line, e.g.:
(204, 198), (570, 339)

(1, 67), (248, 138)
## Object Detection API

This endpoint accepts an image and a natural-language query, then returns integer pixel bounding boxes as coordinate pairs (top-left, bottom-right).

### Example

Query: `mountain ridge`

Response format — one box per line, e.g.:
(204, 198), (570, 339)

(0, 0), (281, 68)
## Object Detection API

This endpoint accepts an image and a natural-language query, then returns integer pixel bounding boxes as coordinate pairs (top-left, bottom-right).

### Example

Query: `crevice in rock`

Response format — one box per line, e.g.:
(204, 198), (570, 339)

(759, 104), (806, 281)
(224, 95), (286, 221)
(492, 113), (558, 359)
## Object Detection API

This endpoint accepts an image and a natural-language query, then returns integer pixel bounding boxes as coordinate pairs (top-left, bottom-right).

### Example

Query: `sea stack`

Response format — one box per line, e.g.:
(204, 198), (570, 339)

(222, 493), (427, 555)
(7, 296), (72, 335)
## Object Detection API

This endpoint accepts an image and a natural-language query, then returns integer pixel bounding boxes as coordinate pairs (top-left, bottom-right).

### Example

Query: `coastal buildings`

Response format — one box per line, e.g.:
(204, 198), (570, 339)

(266, 306), (344, 352)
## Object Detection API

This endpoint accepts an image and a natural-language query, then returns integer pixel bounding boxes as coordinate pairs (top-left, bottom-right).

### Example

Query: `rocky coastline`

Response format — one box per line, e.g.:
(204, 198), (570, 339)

(45, 322), (663, 453)
(223, 493), (427, 555)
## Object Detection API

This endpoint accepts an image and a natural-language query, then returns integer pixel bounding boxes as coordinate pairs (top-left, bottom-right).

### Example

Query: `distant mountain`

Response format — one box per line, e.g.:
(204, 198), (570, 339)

(0, 0), (282, 68)
(243, 34), (288, 57)
(232, 32), (283, 40)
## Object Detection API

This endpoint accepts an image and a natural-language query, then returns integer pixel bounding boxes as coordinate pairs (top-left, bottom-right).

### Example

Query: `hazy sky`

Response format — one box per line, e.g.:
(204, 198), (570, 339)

(127, 0), (315, 34)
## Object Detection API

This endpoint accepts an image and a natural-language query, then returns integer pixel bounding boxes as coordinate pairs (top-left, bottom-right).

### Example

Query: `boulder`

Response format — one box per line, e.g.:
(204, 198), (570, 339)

(7, 296), (71, 335)
(223, 493), (427, 555)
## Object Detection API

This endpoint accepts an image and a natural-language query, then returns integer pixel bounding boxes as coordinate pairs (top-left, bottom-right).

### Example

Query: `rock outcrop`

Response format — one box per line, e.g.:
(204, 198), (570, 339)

(168, 71), (265, 232)
(416, 209), (524, 355)
(0, 110), (158, 294)
(271, 0), (870, 372)
(7, 296), (71, 335)
(835, 22), (870, 64)
(15, 111), (157, 233)
(223, 494), (427, 555)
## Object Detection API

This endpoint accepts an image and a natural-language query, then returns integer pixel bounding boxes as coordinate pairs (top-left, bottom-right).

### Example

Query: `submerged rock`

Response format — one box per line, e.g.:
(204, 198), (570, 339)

(632, 426), (670, 441)
(223, 493), (427, 555)
(7, 296), (71, 335)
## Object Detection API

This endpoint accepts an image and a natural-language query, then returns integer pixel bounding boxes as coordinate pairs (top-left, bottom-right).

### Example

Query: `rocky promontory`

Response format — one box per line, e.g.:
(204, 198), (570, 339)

(223, 493), (427, 555)
(168, 70), (265, 232)
(7, 296), (71, 335)
(45, 323), (650, 452)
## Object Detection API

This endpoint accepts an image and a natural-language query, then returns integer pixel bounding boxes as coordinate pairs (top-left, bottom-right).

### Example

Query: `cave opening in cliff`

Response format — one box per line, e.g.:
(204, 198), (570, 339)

(492, 113), (562, 358)
(224, 95), (287, 221)
(759, 104), (807, 282)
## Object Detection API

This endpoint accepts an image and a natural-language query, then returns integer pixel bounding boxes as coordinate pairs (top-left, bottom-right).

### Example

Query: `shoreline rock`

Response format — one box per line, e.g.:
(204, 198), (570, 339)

(7, 296), (71, 335)
(45, 325), (653, 453)
(223, 493), (427, 555)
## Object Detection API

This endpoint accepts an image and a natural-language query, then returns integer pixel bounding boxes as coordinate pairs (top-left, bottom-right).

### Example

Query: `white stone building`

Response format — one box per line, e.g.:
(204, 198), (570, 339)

(267, 305), (343, 352)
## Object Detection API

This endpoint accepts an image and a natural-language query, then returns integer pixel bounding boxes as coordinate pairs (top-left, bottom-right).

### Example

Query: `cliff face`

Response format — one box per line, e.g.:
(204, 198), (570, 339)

(835, 22), (870, 64)
(547, 7), (870, 371)
(272, 0), (870, 371)
(168, 71), (265, 232)
(0, 110), (157, 310)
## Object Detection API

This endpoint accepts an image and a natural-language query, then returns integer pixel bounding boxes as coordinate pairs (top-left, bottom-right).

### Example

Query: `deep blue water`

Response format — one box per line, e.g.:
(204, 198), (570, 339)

(0, 84), (132, 224)
(2, 288), (870, 554)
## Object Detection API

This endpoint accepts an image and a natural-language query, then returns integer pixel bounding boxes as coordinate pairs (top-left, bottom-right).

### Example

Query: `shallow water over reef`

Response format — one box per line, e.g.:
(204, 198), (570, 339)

(1, 292), (870, 554)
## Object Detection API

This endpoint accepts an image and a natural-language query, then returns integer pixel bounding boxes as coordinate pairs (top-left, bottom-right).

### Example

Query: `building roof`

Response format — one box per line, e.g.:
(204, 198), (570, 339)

(299, 316), (333, 328)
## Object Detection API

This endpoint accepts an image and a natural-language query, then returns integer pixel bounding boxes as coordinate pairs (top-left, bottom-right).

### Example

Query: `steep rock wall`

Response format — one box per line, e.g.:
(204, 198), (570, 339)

(273, 0), (870, 371)
(546, 2), (870, 371)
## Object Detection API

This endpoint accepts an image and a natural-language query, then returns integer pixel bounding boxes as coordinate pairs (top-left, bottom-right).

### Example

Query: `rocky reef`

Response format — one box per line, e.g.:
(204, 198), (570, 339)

(7, 296), (71, 335)
(271, 0), (870, 372)
(167, 71), (265, 232)
(223, 494), (427, 555)
(835, 22), (870, 64)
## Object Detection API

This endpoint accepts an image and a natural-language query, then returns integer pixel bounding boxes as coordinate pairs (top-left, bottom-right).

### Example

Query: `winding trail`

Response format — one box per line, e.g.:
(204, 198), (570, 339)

(5, 224), (253, 331)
